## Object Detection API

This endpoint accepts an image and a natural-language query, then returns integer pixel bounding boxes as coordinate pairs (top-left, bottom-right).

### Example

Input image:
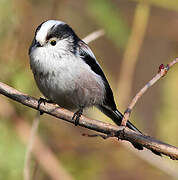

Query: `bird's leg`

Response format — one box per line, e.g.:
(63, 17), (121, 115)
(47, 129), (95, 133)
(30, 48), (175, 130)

(72, 107), (84, 126)
(37, 97), (53, 115)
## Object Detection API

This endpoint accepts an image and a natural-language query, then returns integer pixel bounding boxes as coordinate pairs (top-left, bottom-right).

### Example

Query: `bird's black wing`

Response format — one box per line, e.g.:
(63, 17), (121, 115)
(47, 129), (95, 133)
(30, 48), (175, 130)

(77, 40), (117, 111)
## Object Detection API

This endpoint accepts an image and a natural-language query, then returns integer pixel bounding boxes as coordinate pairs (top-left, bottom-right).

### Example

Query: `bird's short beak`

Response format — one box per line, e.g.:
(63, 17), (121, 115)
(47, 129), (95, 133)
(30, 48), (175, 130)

(35, 41), (42, 47)
(29, 39), (43, 54)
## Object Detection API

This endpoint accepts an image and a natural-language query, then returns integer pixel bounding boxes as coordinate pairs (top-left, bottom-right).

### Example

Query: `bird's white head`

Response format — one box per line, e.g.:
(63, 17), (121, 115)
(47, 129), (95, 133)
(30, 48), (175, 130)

(29, 19), (79, 56)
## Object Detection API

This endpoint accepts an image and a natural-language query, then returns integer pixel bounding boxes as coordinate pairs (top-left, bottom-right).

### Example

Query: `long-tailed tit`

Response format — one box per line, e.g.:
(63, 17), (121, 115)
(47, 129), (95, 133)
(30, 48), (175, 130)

(29, 20), (160, 154)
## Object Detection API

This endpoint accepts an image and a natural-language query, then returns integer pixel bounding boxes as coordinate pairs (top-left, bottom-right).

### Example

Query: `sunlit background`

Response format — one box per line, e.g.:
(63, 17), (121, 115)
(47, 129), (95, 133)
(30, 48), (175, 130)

(0, 0), (178, 179)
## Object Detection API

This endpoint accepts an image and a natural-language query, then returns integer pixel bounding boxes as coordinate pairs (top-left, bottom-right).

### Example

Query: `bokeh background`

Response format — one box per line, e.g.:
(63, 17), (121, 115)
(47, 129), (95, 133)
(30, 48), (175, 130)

(0, 0), (178, 179)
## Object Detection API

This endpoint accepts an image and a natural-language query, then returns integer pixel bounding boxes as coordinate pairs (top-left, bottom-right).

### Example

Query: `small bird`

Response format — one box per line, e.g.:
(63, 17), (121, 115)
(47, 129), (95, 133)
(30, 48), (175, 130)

(29, 20), (159, 153)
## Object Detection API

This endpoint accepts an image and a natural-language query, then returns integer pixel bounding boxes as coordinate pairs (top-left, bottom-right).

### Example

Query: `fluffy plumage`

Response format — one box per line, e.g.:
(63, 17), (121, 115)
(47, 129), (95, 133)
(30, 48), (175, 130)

(29, 20), (160, 155)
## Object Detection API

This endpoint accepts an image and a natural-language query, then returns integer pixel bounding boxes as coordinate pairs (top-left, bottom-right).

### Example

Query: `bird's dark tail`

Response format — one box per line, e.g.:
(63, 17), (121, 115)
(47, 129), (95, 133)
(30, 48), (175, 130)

(98, 106), (161, 155)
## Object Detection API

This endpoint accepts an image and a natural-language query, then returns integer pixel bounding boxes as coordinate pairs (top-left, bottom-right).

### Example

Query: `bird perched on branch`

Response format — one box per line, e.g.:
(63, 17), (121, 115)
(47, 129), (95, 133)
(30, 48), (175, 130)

(29, 20), (160, 155)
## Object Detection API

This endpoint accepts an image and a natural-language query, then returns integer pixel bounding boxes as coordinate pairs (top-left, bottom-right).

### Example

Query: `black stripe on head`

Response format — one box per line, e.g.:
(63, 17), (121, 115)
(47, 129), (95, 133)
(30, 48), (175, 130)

(46, 23), (80, 54)
(46, 23), (78, 41)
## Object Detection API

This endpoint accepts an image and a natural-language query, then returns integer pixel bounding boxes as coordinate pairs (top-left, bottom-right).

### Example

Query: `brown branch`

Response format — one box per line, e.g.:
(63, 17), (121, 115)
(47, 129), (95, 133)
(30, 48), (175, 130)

(121, 58), (178, 126)
(0, 82), (178, 160)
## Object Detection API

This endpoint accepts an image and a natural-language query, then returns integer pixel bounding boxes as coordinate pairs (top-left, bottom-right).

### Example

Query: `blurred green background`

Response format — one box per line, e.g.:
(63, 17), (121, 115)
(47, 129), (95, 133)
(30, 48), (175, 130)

(0, 0), (178, 179)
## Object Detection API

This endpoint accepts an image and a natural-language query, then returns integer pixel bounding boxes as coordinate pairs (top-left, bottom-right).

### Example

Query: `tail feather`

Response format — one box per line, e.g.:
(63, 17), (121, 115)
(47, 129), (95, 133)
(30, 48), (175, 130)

(98, 106), (141, 133)
(98, 106), (161, 155)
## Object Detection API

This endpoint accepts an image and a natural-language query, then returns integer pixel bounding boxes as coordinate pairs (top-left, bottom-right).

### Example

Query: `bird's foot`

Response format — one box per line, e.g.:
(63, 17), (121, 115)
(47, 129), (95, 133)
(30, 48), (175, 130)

(72, 107), (83, 126)
(37, 97), (53, 115)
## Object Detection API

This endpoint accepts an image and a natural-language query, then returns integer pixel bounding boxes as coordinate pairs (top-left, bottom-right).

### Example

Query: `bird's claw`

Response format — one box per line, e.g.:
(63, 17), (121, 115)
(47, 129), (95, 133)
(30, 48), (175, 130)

(37, 97), (53, 115)
(72, 108), (83, 126)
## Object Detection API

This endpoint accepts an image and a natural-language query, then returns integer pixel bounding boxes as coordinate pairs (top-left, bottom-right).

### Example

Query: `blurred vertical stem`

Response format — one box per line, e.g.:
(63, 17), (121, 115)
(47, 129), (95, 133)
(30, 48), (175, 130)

(117, 2), (150, 108)
(24, 112), (40, 180)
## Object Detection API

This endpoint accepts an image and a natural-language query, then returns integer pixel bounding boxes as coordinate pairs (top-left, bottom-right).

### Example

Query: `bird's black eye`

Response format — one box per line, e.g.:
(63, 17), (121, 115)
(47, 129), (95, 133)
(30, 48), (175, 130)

(50, 40), (56, 46)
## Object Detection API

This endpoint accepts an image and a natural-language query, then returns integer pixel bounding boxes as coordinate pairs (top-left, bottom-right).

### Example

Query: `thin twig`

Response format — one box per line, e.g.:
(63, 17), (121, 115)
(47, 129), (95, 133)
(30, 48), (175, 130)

(121, 58), (178, 126)
(82, 29), (105, 44)
(82, 27), (178, 176)
(0, 82), (177, 159)
(24, 112), (40, 180)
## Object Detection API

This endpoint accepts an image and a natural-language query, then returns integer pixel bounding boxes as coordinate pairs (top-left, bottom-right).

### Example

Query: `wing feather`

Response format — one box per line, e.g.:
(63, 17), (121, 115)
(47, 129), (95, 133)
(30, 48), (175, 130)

(77, 41), (117, 110)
